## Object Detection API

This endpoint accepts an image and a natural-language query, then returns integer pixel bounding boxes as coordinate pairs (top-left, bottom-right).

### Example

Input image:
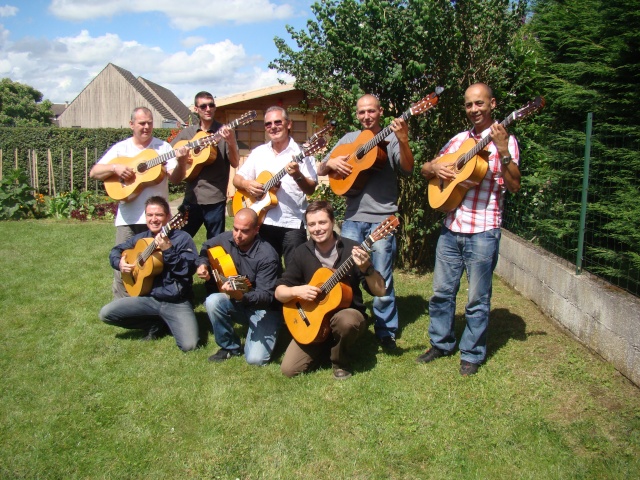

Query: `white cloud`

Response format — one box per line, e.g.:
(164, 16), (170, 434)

(0, 28), (293, 104)
(181, 36), (205, 49)
(49, 0), (297, 29)
(0, 5), (18, 17)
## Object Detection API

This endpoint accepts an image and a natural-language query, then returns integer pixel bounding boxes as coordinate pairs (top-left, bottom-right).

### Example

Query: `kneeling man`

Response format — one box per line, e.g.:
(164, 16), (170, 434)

(197, 208), (281, 365)
(275, 201), (386, 379)
(99, 196), (199, 351)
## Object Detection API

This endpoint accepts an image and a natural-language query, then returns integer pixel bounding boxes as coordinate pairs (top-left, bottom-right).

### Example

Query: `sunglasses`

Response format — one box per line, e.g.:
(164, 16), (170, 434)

(197, 103), (216, 110)
(264, 119), (284, 129)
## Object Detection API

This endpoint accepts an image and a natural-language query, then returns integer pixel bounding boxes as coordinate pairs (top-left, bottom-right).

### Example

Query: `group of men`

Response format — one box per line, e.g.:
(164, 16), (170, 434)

(91, 82), (520, 379)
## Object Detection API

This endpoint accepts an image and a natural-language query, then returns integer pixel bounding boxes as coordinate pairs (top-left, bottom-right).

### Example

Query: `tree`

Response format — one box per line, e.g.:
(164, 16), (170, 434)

(271, 0), (533, 269)
(503, 0), (640, 294)
(0, 78), (54, 127)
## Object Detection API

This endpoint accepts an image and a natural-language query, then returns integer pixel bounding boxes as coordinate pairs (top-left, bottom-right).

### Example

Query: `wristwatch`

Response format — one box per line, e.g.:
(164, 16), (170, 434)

(500, 155), (512, 166)
(364, 265), (376, 276)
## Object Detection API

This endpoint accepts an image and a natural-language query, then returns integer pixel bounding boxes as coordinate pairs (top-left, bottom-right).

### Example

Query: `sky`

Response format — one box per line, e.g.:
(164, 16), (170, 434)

(0, 0), (316, 106)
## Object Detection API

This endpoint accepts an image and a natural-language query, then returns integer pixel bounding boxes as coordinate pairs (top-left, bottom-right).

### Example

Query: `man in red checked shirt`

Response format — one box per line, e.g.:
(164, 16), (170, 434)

(417, 83), (521, 376)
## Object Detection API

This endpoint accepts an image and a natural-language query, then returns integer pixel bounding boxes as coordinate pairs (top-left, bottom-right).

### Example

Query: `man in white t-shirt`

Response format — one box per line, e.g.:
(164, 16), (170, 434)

(233, 106), (318, 270)
(90, 107), (188, 298)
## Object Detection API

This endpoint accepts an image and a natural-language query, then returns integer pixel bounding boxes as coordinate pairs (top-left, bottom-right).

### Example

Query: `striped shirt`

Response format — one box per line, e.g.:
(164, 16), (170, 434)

(439, 126), (519, 234)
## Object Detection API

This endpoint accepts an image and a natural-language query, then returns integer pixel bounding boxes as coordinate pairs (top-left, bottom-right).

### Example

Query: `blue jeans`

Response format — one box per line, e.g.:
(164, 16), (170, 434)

(205, 293), (282, 366)
(99, 296), (199, 351)
(340, 220), (398, 340)
(428, 227), (501, 364)
(180, 201), (226, 240)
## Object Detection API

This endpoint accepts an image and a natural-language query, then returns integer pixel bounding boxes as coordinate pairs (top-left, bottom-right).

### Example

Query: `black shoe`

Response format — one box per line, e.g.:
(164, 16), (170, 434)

(380, 336), (397, 351)
(208, 348), (242, 362)
(460, 360), (479, 376)
(416, 347), (445, 364)
(140, 323), (166, 341)
(333, 368), (352, 380)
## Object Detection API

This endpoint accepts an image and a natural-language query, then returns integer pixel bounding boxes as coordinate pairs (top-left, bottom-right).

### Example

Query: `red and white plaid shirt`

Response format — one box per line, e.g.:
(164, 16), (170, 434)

(439, 126), (519, 234)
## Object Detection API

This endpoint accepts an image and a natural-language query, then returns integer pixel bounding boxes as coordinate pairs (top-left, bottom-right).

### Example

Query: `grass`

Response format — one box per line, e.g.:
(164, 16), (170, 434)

(1, 219), (639, 479)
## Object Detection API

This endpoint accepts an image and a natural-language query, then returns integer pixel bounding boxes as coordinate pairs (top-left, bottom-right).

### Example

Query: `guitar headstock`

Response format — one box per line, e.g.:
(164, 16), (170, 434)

(514, 96), (545, 121)
(168, 211), (188, 231)
(236, 110), (258, 126)
(410, 86), (444, 115)
(371, 215), (400, 242)
(301, 137), (328, 158)
(307, 120), (337, 144)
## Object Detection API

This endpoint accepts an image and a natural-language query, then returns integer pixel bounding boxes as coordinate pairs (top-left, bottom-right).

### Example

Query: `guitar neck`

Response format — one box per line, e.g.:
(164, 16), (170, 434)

(320, 236), (374, 293)
(262, 150), (307, 191)
(140, 148), (178, 171)
(355, 109), (412, 160)
(137, 224), (173, 264)
(457, 114), (517, 169)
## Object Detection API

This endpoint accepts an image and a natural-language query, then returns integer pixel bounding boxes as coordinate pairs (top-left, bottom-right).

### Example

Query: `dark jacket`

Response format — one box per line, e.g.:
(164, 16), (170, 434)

(110, 229), (197, 302)
(198, 231), (279, 310)
(276, 234), (371, 317)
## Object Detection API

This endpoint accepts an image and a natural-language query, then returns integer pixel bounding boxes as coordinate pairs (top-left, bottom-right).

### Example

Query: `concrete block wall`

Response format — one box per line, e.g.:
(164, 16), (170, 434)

(496, 230), (640, 386)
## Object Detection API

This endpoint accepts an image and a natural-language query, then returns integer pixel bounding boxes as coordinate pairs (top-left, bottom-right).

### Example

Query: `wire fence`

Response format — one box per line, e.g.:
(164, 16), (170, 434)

(504, 116), (640, 297)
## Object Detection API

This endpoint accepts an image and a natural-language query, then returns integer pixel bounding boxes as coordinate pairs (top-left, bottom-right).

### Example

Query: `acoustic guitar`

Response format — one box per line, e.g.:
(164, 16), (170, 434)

(283, 215), (399, 344)
(328, 87), (443, 196)
(207, 246), (251, 300)
(428, 96), (546, 213)
(121, 210), (189, 297)
(231, 121), (336, 223)
(175, 111), (257, 181)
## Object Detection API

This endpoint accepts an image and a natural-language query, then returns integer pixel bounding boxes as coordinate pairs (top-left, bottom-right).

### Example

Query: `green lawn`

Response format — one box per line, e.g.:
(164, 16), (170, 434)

(1, 219), (639, 479)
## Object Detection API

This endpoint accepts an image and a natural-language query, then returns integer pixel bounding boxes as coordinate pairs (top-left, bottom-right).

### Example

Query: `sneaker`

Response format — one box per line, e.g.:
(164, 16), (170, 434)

(208, 348), (242, 362)
(415, 347), (445, 364)
(460, 360), (479, 376)
(380, 336), (397, 351)
(333, 368), (352, 380)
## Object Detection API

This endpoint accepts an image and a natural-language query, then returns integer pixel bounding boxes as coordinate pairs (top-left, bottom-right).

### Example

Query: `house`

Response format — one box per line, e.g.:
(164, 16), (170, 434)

(57, 63), (191, 128)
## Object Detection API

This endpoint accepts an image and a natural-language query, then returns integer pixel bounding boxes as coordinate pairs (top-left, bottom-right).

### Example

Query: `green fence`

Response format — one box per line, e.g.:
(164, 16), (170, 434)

(503, 116), (640, 297)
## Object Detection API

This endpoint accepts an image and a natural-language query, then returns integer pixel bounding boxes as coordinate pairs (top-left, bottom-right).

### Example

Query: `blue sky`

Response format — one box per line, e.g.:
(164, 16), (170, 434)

(0, 0), (316, 105)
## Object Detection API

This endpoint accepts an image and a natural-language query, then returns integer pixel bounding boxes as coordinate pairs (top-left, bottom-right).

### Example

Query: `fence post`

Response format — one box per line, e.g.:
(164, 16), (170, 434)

(576, 112), (593, 275)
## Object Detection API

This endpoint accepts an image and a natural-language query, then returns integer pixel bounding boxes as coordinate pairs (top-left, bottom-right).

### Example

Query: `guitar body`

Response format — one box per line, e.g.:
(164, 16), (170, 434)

(283, 267), (354, 345)
(104, 149), (166, 202)
(231, 170), (279, 224)
(428, 138), (490, 213)
(207, 246), (250, 300)
(121, 238), (164, 297)
(174, 130), (219, 181)
(328, 130), (388, 196)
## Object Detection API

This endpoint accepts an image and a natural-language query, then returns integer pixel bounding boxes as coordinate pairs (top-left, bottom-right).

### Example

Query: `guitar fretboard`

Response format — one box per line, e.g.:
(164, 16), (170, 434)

(321, 237), (374, 294)
(455, 112), (518, 170)
(354, 109), (413, 160)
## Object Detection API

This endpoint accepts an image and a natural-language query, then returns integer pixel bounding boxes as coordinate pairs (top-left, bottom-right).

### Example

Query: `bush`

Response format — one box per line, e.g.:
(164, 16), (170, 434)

(0, 169), (45, 220)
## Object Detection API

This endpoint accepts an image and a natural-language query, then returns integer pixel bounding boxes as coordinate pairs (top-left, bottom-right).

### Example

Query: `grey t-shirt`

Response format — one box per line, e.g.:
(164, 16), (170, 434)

(323, 130), (411, 223)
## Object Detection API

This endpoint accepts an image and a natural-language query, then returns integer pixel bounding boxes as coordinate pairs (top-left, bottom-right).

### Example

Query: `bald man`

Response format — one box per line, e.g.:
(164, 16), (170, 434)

(196, 208), (282, 365)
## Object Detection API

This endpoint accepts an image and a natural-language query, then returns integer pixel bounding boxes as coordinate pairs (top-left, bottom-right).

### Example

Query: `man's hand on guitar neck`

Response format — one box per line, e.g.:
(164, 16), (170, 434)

(155, 232), (172, 251)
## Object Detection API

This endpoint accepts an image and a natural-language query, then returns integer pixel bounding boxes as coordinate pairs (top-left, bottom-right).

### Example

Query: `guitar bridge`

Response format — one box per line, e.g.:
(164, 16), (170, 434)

(295, 302), (310, 327)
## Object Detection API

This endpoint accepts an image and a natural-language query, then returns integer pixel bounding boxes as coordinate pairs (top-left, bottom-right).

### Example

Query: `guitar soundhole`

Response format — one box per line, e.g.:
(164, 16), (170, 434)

(193, 147), (202, 154)
(317, 291), (327, 303)
(137, 163), (147, 173)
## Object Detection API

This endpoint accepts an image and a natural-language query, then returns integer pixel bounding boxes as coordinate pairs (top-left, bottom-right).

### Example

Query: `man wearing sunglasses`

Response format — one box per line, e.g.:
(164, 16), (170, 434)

(171, 91), (240, 239)
(233, 106), (318, 270)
